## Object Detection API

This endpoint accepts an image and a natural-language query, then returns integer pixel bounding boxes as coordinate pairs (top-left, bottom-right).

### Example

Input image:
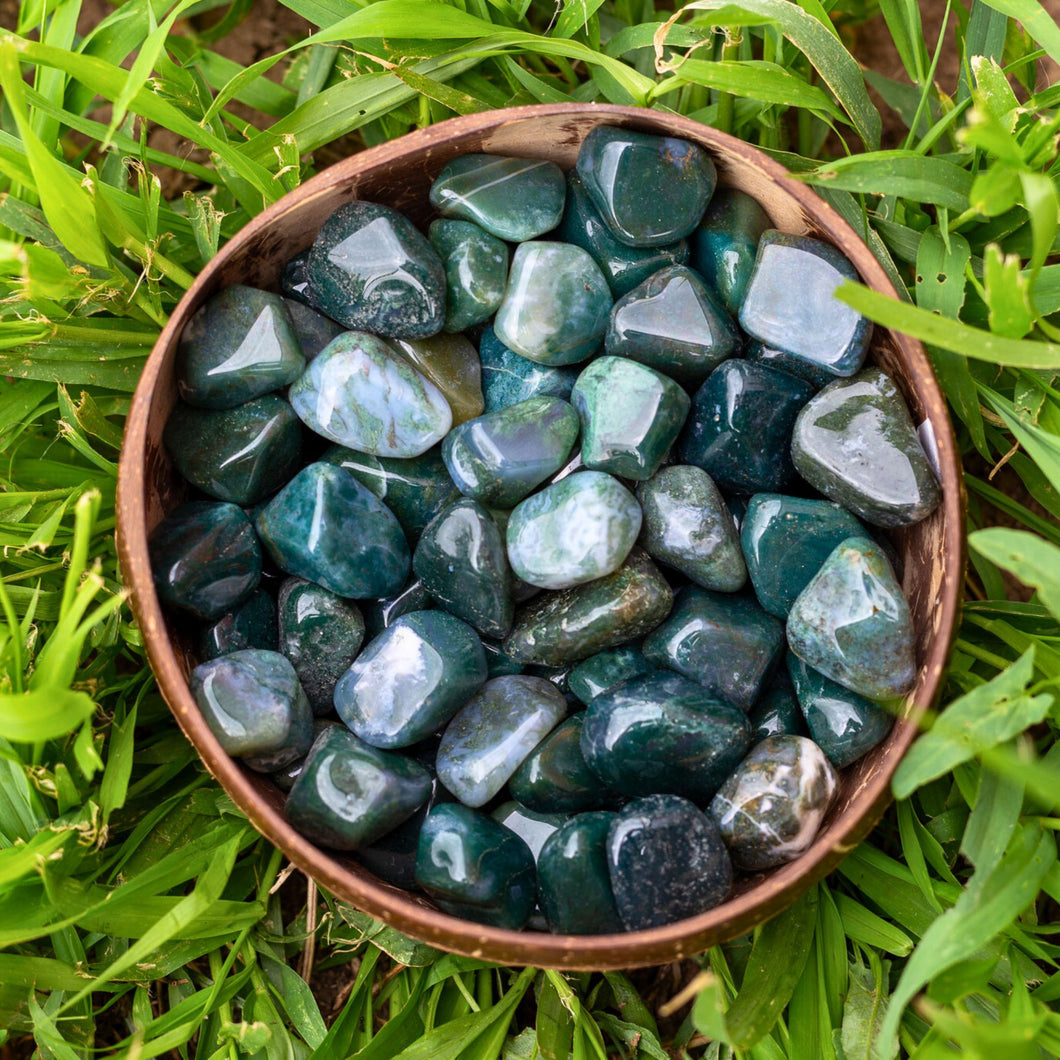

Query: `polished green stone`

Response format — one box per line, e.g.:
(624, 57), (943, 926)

(429, 154), (565, 242)
(306, 201), (445, 339)
(605, 266), (739, 386)
(643, 587), (785, 711)
(572, 356), (690, 481)
(746, 341), (833, 389)
(749, 676), (807, 743)
(413, 498), (514, 638)
(491, 802), (567, 861)
(281, 250), (312, 304)
(787, 536), (916, 700)
(482, 639), (524, 679)
(199, 589), (277, 661)
(791, 367), (942, 528)
(479, 326), (580, 414)
(678, 360), (815, 495)
(504, 549), (674, 666)
(362, 578), (434, 641)
(415, 803), (536, 929)
(637, 465), (746, 591)
(428, 219), (509, 333)
(442, 397), (580, 509)
(286, 726), (432, 849)
(271, 718), (342, 794)
(255, 462), (409, 599)
(709, 735), (838, 870)
(507, 471), (641, 590)
(149, 501), (261, 620)
(177, 285), (304, 409)
(577, 126), (716, 247)
(284, 298), (344, 360)
(494, 242), (612, 366)
(741, 494), (867, 618)
(692, 188), (771, 315)
(164, 394), (303, 506)
(568, 646), (652, 705)
(389, 332), (484, 426)
(278, 578), (365, 715)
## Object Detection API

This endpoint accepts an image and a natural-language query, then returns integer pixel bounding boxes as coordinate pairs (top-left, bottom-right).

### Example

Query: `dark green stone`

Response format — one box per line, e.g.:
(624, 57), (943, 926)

(746, 341), (833, 389)
(692, 188), (771, 315)
(362, 579), (434, 641)
(479, 325), (580, 414)
(428, 218), (509, 332)
(482, 639), (524, 679)
(568, 646), (652, 705)
(284, 298), (344, 360)
(199, 589), (277, 661)
(281, 250), (312, 304)
(749, 678), (807, 743)
(491, 802), (568, 861)
(272, 720), (344, 794)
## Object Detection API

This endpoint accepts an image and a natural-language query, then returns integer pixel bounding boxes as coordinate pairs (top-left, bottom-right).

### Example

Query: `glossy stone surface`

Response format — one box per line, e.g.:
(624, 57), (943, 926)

(572, 356), (690, 481)
(429, 154), (566, 242)
(791, 367), (942, 528)
(749, 679), (807, 743)
(271, 718), (343, 794)
(284, 298), (345, 361)
(577, 126), (716, 247)
(643, 587), (785, 712)
(504, 549), (674, 666)
(746, 341), (833, 389)
(605, 265), (739, 386)
(255, 462), (409, 599)
(436, 675), (567, 807)
(787, 536), (916, 700)
(679, 360), (815, 495)
(176, 285), (304, 409)
(568, 646), (653, 705)
(362, 578), (434, 641)
(306, 201), (445, 339)
(278, 579), (365, 715)
(710, 735), (839, 870)
(507, 472), (641, 590)
(389, 332), (484, 426)
(494, 242), (612, 366)
(281, 250), (312, 304)
(741, 494), (866, 618)
(334, 611), (487, 749)
(286, 726), (432, 849)
(149, 501), (261, 620)
(413, 499), (514, 638)
(478, 325), (581, 414)
(637, 465), (746, 591)
(428, 218), (508, 333)
(692, 188), (772, 315)
(491, 802), (567, 861)
(415, 803), (536, 929)
(740, 231), (871, 378)
(582, 671), (751, 802)
(289, 331), (452, 458)
(608, 795), (732, 930)
(482, 639), (524, 679)
(442, 397), (580, 509)
(199, 589), (277, 661)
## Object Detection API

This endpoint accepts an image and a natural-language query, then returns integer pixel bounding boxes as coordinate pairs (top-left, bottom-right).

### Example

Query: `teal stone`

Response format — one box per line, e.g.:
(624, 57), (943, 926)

(787, 536), (916, 700)
(740, 231), (871, 378)
(442, 397), (580, 509)
(538, 812), (624, 935)
(190, 649), (312, 770)
(608, 795), (732, 930)
(362, 579), (434, 641)
(334, 611), (487, 749)
(504, 549), (674, 666)
(791, 367), (942, 528)
(415, 803), (536, 929)
(749, 677), (807, 743)
(692, 188), (771, 315)
(255, 462), (409, 599)
(284, 298), (344, 360)
(605, 266), (740, 386)
(306, 201), (445, 339)
(149, 501), (261, 620)
(572, 356), (690, 481)
(479, 326), (580, 414)
(482, 639), (524, 679)
(710, 735), (838, 870)
(678, 360), (815, 495)
(568, 646), (652, 705)
(746, 341), (833, 389)
(164, 395), (303, 506)
(278, 578), (365, 715)
(281, 250), (312, 304)
(643, 587), (785, 712)
(429, 154), (565, 242)
(491, 802), (567, 861)
(741, 494), (867, 618)
(636, 465), (746, 591)
(506, 471), (642, 590)
(494, 242), (612, 366)
(177, 285), (304, 410)
(286, 726), (432, 849)
(272, 719), (343, 794)
(199, 589), (277, 661)
(787, 654), (892, 767)
(436, 675), (567, 807)
(414, 499), (514, 639)
(289, 332), (452, 458)
(576, 126), (716, 247)
(428, 219), (508, 332)
(581, 671), (751, 802)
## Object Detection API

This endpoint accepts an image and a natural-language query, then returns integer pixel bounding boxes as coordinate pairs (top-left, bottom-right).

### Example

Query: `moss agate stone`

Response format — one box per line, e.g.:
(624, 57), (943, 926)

(710, 735), (838, 870)
(362, 578), (434, 641)
(389, 332), (484, 426)
(429, 154), (566, 242)
(176, 285), (304, 409)
(306, 201), (445, 339)
(746, 341), (833, 389)
(568, 646), (653, 705)
(787, 536), (916, 700)
(428, 219), (509, 333)
(692, 188), (772, 315)
(749, 679), (807, 743)
(199, 589), (277, 661)
(284, 299), (345, 361)
(608, 795), (732, 930)
(491, 802), (567, 862)
(255, 462), (409, 599)
(281, 250), (312, 304)
(791, 368), (942, 528)
(479, 326), (580, 414)
(577, 126), (716, 248)
(415, 803), (537, 929)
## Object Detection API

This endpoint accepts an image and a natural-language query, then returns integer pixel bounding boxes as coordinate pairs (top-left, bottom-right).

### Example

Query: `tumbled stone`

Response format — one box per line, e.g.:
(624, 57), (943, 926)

(746, 341), (833, 389)
(791, 367), (942, 528)
(568, 646), (653, 705)
(479, 325), (580, 414)
(362, 578), (434, 641)
(284, 298), (345, 361)
(482, 639), (524, 679)
(389, 332), (485, 426)
(199, 589), (277, 661)
(428, 219), (509, 333)
(692, 188), (772, 315)
(271, 718), (342, 794)
(710, 735), (838, 870)
(491, 802), (567, 861)
(749, 677), (807, 743)
(281, 250), (312, 304)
